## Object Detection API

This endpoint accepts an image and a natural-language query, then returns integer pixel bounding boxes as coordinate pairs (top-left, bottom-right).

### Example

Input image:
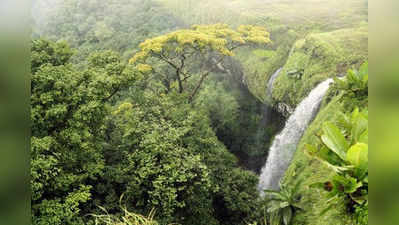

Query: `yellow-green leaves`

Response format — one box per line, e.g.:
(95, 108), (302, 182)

(112, 102), (133, 116)
(128, 24), (271, 101)
(136, 63), (153, 73)
(308, 108), (368, 210)
(321, 122), (349, 161)
(129, 24), (271, 64)
(350, 109), (368, 144)
(237, 25), (271, 44)
(347, 143), (368, 168)
(346, 143), (368, 178)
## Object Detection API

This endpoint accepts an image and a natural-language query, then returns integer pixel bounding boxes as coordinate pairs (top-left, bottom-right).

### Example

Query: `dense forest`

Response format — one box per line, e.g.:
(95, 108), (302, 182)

(31, 0), (368, 225)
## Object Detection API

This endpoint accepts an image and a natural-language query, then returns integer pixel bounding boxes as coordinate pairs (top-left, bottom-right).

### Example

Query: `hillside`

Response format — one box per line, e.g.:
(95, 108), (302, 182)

(272, 25), (368, 108)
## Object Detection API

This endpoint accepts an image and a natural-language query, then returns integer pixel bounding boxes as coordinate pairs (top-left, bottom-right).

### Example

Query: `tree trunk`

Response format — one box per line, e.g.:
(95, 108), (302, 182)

(189, 72), (209, 103)
(176, 69), (184, 93)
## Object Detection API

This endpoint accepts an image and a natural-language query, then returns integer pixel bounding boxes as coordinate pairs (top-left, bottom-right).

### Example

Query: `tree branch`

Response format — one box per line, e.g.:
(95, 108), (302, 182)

(188, 56), (225, 102)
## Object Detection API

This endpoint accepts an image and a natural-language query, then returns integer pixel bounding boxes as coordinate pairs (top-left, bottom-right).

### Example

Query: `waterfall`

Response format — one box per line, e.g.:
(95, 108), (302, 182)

(258, 79), (333, 193)
(258, 68), (283, 130)
(267, 68), (283, 99)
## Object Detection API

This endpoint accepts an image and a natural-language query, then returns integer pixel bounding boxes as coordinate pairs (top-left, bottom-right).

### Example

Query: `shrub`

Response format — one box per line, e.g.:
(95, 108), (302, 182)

(306, 108), (368, 213)
(332, 61), (368, 109)
(92, 206), (159, 225)
(263, 180), (303, 225)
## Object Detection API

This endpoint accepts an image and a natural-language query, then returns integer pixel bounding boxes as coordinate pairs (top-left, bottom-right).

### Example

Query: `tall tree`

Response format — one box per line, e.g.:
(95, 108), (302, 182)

(31, 39), (137, 225)
(130, 24), (271, 101)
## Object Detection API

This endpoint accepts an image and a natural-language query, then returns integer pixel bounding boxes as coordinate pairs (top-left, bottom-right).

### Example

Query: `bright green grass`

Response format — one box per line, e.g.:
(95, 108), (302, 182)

(282, 95), (356, 225)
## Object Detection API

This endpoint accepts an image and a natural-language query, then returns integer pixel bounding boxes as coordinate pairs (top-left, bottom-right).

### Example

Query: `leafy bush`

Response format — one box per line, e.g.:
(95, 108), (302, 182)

(354, 203), (368, 225)
(31, 39), (137, 225)
(263, 180), (303, 225)
(93, 206), (159, 225)
(306, 108), (368, 212)
(31, 39), (261, 225)
(332, 61), (368, 109)
(272, 27), (368, 107)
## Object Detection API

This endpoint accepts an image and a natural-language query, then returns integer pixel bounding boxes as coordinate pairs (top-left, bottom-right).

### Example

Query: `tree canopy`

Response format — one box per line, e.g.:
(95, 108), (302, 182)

(130, 24), (271, 101)
(31, 38), (262, 225)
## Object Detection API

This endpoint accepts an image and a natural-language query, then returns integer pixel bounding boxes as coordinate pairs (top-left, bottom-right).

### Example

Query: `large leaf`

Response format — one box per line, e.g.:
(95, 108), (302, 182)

(359, 130), (368, 144)
(346, 143), (368, 178)
(321, 122), (349, 160)
(319, 145), (344, 166)
(347, 143), (368, 166)
(264, 190), (285, 201)
(267, 202), (283, 213)
(350, 192), (368, 205)
(280, 202), (290, 209)
(270, 211), (281, 225)
(282, 207), (293, 225)
(332, 175), (362, 194)
(306, 144), (346, 173)
(351, 113), (368, 144)
(337, 111), (352, 132)
(304, 144), (318, 156)
(359, 61), (369, 85)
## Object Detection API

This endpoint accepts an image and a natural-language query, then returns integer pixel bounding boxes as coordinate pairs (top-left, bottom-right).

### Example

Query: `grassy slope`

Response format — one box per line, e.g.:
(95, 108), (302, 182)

(272, 25), (368, 107)
(282, 95), (356, 225)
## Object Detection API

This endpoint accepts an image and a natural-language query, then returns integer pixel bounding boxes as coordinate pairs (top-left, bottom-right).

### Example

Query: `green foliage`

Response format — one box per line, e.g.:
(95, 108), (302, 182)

(354, 203), (368, 225)
(32, 1), (369, 225)
(332, 61), (368, 109)
(31, 39), (74, 73)
(31, 39), (138, 225)
(281, 95), (355, 225)
(306, 108), (368, 210)
(195, 80), (240, 132)
(157, 0), (368, 103)
(272, 26), (368, 107)
(235, 26), (299, 102)
(31, 39), (262, 225)
(195, 74), (283, 171)
(107, 97), (212, 223)
(93, 205), (159, 225)
(263, 180), (303, 225)
(107, 91), (261, 225)
(130, 24), (271, 101)
(129, 24), (270, 63)
(34, 0), (179, 61)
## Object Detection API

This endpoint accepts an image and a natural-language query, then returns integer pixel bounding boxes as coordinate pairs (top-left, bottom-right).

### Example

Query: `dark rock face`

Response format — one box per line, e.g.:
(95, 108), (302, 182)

(277, 102), (294, 118)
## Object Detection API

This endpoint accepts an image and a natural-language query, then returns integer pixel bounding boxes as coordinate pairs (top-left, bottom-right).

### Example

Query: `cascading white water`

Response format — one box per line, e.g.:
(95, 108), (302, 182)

(258, 78), (333, 193)
(258, 68), (283, 128)
(267, 68), (283, 99)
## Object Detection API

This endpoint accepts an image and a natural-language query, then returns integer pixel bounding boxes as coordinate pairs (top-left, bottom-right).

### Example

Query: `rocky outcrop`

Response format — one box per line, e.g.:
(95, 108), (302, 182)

(276, 102), (294, 117)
